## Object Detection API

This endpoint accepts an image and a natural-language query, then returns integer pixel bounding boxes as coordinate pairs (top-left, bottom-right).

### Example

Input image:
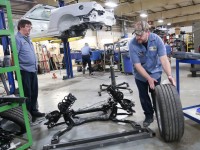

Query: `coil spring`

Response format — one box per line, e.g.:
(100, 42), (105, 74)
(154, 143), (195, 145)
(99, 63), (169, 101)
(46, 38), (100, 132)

(58, 93), (76, 113)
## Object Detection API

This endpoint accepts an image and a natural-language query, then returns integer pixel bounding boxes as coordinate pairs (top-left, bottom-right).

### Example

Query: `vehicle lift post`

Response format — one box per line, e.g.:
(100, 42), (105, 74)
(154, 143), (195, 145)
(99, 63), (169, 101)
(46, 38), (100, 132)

(58, 0), (74, 80)
(0, 9), (15, 94)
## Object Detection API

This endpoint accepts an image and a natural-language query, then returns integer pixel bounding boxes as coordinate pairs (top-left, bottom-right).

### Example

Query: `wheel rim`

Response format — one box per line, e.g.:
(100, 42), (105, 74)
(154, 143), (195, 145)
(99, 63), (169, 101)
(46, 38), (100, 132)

(156, 99), (162, 133)
(0, 119), (23, 135)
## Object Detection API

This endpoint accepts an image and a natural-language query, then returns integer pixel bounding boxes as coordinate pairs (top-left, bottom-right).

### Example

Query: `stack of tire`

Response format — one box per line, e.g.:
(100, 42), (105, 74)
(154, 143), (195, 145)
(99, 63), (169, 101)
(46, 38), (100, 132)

(0, 107), (32, 135)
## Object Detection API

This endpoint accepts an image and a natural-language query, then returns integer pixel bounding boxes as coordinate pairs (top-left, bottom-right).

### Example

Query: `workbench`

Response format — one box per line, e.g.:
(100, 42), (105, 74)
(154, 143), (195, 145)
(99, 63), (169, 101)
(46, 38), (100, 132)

(176, 59), (200, 123)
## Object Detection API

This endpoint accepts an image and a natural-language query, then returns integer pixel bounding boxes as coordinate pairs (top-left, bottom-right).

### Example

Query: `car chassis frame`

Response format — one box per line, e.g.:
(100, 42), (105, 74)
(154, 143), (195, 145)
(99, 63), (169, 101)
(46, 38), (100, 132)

(43, 86), (155, 150)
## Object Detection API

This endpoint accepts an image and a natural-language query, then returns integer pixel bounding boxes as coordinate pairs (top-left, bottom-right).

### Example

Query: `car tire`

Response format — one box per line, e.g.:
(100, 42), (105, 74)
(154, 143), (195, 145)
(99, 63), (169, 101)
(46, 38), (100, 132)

(63, 29), (86, 38)
(0, 106), (32, 135)
(154, 84), (184, 142)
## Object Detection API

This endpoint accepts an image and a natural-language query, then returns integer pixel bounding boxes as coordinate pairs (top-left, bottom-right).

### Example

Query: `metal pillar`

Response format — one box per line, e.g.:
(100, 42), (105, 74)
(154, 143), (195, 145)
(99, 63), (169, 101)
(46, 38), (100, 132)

(58, 0), (74, 80)
(0, 8), (15, 94)
(58, 0), (64, 6)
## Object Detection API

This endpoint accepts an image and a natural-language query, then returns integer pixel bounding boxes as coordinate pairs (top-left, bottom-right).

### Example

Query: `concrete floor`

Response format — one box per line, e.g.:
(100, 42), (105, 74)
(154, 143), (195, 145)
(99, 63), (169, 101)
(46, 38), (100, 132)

(28, 58), (200, 150)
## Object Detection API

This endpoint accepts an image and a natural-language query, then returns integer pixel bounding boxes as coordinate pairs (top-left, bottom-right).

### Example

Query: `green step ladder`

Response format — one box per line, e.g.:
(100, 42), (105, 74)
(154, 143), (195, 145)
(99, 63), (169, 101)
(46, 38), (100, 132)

(0, 0), (32, 149)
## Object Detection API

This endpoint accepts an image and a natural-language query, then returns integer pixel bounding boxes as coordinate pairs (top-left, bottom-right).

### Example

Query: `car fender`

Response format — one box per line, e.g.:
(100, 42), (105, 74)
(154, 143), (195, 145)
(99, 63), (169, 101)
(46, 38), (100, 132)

(48, 14), (80, 35)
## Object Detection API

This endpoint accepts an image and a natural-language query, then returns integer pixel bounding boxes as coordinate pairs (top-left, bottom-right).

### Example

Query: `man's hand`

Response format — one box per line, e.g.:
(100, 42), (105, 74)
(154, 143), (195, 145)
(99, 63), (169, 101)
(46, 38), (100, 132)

(168, 76), (176, 86)
(147, 77), (158, 90)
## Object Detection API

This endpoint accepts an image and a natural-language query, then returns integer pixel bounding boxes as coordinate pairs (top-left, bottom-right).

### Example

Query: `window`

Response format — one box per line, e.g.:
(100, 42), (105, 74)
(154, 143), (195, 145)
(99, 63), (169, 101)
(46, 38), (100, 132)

(26, 6), (52, 21)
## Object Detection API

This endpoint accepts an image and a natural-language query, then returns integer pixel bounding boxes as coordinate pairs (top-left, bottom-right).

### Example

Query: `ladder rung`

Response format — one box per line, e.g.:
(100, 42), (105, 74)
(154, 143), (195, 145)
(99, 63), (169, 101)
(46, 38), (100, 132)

(0, 66), (18, 74)
(0, 1), (7, 7)
(0, 30), (11, 36)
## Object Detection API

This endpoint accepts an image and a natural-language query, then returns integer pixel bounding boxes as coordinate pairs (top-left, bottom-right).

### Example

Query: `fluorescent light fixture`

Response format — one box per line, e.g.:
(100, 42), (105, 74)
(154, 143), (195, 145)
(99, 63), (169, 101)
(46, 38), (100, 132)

(167, 22), (171, 26)
(140, 12), (148, 18)
(105, 2), (118, 8)
(158, 19), (163, 23)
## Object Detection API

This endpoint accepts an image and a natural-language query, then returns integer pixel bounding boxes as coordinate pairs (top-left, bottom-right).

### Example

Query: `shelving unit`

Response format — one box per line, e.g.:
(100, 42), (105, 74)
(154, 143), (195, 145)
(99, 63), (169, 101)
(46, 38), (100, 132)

(168, 33), (189, 52)
(0, 0), (32, 149)
(186, 33), (194, 52)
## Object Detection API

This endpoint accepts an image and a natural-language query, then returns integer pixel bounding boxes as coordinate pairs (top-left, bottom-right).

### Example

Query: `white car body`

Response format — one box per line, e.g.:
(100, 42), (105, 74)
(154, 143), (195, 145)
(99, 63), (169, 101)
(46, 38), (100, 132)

(21, 2), (116, 38)
(115, 38), (133, 52)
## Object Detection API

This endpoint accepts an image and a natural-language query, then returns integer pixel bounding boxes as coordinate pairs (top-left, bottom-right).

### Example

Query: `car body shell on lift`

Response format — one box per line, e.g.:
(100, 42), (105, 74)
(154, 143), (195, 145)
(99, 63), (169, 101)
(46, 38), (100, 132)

(20, 2), (116, 38)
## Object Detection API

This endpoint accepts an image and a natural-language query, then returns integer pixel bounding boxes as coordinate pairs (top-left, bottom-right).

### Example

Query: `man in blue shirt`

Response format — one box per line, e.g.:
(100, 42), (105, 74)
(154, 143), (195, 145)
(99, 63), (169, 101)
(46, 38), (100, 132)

(81, 43), (93, 75)
(129, 21), (175, 127)
(15, 19), (45, 121)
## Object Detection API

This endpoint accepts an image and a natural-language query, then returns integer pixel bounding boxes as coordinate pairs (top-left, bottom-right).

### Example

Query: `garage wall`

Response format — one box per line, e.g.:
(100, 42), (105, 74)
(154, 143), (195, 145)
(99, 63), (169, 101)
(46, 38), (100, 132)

(96, 30), (121, 49)
(69, 26), (134, 50)
(32, 41), (60, 55)
(168, 26), (192, 34)
(193, 21), (200, 52)
(69, 29), (121, 50)
(0, 26), (134, 57)
(69, 30), (97, 50)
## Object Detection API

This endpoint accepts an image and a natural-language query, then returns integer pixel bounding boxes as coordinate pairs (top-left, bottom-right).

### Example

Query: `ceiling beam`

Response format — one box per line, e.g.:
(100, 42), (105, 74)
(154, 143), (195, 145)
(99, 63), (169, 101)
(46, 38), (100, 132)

(172, 21), (194, 27)
(154, 13), (200, 27)
(191, 0), (195, 5)
(10, 0), (37, 4)
(36, 0), (57, 6)
(148, 9), (155, 13)
(11, 10), (28, 15)
(147, 3), (200, 21)
(161, 6), (167, 10)
(176, 3), (181, 8)
(115, 0), (192, 16)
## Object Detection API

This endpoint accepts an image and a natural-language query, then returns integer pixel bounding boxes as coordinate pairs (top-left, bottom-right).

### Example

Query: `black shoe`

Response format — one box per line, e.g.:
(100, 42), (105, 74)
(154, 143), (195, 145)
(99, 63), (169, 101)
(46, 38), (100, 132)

(32, 116), (36, 122)
(89, 73), (94, 76)
(32, 111), (45, 118)
(143, 116), (154, 127)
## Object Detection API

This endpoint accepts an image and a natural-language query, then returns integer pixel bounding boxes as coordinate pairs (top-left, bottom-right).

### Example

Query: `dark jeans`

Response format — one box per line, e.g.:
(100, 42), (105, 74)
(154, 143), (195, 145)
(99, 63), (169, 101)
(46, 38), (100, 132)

(82, 55), (92, 74)
(135, 77), (161, 118)
(20, 70), (38, 113)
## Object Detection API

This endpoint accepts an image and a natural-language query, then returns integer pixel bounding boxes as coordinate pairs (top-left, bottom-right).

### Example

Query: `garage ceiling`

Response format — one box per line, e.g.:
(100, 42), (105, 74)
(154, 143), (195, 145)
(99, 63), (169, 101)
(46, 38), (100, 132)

(8, 0), (200, 28)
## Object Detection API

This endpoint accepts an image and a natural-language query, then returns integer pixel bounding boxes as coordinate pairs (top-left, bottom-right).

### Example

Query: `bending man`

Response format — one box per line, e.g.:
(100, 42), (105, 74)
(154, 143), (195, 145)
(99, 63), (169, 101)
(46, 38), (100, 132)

(129, 21), (175, 127)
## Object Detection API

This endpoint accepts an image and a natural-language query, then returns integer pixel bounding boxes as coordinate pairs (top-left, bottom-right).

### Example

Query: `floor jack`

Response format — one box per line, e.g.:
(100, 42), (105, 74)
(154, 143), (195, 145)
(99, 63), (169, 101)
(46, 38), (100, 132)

(43, 85), (155, 150)
(98, 43), (133, 96)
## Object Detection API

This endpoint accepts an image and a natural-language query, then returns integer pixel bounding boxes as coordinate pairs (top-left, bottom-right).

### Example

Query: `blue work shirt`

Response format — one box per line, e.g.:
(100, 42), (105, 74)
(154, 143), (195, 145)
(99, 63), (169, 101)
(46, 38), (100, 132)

(15, 32), (37, 72)
(129, 33), (166, 82)
(81, 45), (91, 55)
(165, 44), (172, 55)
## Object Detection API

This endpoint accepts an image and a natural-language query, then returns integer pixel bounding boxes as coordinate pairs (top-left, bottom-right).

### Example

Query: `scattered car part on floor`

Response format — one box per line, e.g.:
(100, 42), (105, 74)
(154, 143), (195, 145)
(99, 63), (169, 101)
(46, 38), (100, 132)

(0, 127), (14, 150)
(43, 85), (155, 150)
(154, 84), (184, 142)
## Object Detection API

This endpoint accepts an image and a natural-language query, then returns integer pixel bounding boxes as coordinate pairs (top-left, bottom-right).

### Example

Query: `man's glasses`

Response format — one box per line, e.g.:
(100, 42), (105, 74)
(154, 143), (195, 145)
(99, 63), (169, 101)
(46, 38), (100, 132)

(133, 29), (144, 36)
(135, 32), (144, 38)
(25, 25), (32, 29)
